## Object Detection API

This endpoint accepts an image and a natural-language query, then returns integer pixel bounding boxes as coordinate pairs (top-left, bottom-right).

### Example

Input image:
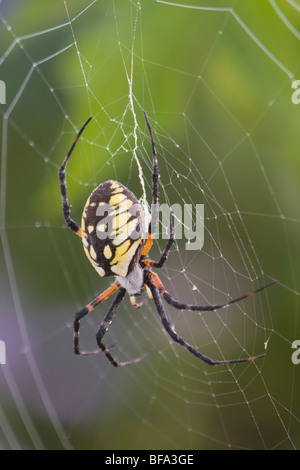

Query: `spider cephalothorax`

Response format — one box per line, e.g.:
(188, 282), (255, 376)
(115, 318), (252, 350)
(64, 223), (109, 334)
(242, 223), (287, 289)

(59, 112), (275, 367)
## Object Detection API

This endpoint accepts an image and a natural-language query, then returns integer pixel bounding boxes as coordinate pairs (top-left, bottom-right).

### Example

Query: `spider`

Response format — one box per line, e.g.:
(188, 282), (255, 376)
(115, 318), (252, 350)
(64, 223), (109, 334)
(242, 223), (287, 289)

(59, 112), (275, 367)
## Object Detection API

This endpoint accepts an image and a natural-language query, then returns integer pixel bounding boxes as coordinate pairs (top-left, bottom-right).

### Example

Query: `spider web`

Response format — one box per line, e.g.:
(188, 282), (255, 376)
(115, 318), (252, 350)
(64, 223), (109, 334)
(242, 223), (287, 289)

(0, 0), (300, 450)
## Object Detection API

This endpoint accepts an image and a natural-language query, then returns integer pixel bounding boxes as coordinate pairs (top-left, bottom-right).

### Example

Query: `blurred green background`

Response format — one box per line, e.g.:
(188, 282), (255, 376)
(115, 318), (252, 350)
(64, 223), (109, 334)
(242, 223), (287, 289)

(0, 0), (300, 449)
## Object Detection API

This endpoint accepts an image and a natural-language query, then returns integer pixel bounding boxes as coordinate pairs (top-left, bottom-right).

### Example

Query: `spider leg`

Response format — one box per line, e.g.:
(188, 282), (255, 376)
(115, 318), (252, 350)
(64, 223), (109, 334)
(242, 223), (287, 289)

(96, 289), (151, 367)
(147, 280), (266, 366)
(147, 271), (276, 312)
(144, 110), (159, 206)
(141, 111), (159, 257)
(58, 117), (92, 237)
(143, 210), (175, 269)
(73, 282), (151, 367)
(73, 281), (119, 355)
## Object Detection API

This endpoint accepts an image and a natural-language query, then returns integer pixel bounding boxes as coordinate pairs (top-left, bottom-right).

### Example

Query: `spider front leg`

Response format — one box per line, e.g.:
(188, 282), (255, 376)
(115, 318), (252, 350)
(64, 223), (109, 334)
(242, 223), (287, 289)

(58, 117), (92, 237)
(143, 210), (175, 269)
(140, 111), (160, 259)
(142, 112), (175, 268)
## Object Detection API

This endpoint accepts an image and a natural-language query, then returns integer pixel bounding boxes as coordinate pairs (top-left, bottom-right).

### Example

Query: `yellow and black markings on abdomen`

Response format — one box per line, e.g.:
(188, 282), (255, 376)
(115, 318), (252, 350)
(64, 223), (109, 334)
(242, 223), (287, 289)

(81, 181), (145, 278)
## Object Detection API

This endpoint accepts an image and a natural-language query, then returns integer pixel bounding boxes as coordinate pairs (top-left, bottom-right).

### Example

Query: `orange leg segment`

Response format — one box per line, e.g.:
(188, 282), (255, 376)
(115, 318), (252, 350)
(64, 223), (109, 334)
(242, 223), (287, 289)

(141, 232), (154, 257)
(74, 282), (120, 354)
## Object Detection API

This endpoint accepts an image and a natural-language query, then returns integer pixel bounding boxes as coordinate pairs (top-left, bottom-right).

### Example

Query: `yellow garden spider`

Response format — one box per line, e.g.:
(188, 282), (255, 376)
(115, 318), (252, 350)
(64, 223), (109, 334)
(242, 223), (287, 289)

(59, 112), (275, 367)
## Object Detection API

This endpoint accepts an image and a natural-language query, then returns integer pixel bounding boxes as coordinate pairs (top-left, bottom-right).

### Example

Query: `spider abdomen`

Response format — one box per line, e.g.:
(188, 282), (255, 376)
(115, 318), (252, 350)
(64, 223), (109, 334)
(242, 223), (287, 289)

(81, 180), (146, 278)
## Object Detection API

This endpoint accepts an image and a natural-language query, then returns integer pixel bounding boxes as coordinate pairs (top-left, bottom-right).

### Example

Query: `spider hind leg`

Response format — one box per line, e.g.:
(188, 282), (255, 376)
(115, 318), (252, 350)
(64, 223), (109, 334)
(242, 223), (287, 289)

(146, 276), (269, 366)
(73, 284), (151, 367)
